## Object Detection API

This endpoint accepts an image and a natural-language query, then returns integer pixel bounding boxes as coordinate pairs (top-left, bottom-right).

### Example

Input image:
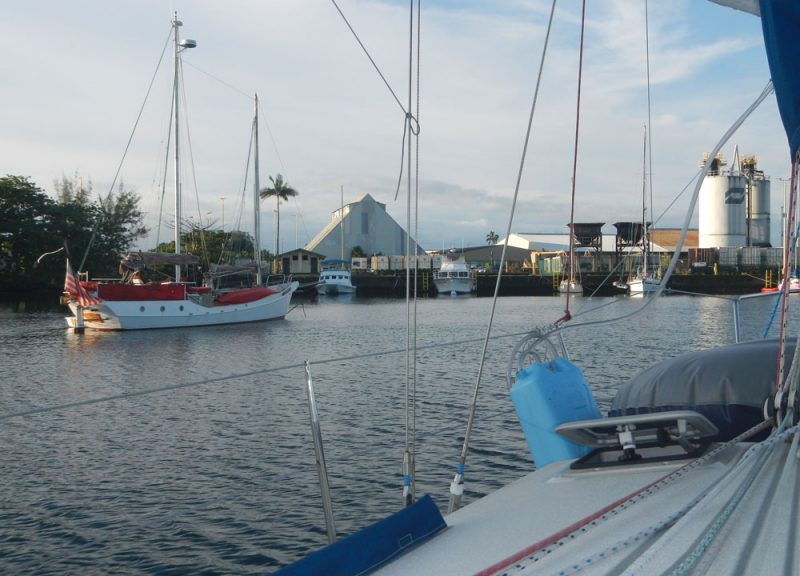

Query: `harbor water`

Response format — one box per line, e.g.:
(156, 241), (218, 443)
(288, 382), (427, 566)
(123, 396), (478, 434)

(0, 293), (784, 574)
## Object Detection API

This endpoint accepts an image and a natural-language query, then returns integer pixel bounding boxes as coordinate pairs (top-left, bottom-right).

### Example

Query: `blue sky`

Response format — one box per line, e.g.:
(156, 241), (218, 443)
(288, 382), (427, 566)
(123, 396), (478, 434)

(1, 1), (789, 252)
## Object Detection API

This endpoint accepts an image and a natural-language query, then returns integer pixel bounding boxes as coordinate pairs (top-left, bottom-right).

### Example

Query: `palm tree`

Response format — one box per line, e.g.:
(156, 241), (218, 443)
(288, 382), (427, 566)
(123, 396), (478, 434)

(486, 230), (499, 245)
(260, 174), (298, 265)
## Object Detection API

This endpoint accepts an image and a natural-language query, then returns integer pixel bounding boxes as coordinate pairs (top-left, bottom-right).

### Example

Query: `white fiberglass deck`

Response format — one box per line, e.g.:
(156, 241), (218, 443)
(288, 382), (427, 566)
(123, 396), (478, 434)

(375, 434), (799, 575)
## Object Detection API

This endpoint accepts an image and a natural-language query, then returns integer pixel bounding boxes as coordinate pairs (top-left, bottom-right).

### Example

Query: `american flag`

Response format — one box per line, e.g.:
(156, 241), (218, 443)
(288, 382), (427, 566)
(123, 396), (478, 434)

(64, 260), (102, 307)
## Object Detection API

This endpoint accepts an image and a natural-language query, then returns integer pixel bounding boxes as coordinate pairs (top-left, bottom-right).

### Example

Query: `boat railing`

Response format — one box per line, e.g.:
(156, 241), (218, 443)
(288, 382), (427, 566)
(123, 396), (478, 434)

(266, 273), (293, 287)
(732, 290), (782, 343)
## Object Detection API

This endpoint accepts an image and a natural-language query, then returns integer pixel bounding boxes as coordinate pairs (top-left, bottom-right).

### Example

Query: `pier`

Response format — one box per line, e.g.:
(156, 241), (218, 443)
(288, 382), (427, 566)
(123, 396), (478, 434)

(293, 270), (769, 297)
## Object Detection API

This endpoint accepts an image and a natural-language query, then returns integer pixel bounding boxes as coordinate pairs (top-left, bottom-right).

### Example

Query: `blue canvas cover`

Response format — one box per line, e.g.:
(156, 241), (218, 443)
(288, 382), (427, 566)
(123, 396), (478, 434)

(759, 0), (800, 155)
(274, 494), (446, 576)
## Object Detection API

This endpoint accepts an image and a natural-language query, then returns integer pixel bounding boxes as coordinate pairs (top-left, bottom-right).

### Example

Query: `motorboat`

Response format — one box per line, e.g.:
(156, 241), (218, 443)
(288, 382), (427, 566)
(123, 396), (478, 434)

(433, 255), (472, 295)
(316, 259), (356, 295)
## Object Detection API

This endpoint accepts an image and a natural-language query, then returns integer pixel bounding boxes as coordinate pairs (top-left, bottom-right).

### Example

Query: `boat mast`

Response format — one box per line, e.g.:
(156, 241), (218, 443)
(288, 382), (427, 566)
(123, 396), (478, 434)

(171, 13), (196, 281)
(254, 94), (262, 285)
(340, 185), (344, 261)
(641, 124), (648, 278)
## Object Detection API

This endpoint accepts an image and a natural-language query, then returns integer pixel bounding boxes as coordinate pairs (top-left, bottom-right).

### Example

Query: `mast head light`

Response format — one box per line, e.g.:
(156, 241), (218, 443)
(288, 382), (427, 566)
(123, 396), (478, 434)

(179, 39), (197, 49)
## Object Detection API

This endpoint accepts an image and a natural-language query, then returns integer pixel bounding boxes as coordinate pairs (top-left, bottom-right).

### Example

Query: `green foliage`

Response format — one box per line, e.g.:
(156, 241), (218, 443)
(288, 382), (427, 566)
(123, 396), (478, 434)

(486, 230), (499, 245)
(158, 228), (257, 266)
(0, 175), (149, 291)
(351, 245), (366, 258)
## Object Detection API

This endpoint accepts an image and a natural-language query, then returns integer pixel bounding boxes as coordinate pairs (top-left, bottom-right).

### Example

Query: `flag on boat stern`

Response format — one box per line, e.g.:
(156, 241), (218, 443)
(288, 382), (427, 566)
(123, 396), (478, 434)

(64, 260), (101, 306)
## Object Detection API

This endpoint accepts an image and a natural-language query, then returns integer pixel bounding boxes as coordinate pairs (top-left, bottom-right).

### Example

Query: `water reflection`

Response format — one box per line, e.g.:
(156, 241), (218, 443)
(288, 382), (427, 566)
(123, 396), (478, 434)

(0, 293), (787, 573)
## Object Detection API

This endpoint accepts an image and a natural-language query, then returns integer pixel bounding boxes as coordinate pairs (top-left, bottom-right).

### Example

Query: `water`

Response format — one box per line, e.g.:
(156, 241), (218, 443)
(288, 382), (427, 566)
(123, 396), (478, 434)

(0, 292), (785, 574)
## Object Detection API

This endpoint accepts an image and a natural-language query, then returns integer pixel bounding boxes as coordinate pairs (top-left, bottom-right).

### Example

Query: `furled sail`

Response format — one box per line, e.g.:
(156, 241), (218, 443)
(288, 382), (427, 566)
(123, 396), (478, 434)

(758, 0), (800, 155)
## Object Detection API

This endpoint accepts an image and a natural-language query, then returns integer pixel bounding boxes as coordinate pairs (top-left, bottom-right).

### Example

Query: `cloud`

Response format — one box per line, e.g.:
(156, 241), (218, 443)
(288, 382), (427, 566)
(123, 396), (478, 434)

(0, 0), (787, 252)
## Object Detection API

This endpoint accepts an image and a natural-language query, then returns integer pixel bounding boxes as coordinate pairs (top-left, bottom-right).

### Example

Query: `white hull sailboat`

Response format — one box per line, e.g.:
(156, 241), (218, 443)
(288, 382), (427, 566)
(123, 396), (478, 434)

(277, 1), (800, 575)
(62, 14), (297, 331)
(624, 126), (660, 296)
(627, 273), (660, 295)
(65, 282), (297, 331)
(557, 279), (582, 294)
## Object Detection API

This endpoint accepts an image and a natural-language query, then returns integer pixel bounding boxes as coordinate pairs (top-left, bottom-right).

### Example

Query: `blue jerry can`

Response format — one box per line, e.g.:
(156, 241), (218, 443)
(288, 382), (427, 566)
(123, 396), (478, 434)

(510, 358), (600, 468)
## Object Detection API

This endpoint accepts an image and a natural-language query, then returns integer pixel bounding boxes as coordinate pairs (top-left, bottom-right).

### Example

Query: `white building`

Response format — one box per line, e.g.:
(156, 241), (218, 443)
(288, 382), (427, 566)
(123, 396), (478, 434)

(305, 193), (424, 258)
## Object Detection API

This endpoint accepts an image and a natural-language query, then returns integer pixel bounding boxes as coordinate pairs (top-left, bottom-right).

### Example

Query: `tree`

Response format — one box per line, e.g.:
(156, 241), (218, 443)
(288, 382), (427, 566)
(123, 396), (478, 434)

(54, 172), (92, 206)
(259, 174), (298, 261)
(351, 245), (366, 258)
(0, 176), (59, 286)
(0, 175), (150, 291)
(92, 182), (149, 274)
(486, 230), (499, 245)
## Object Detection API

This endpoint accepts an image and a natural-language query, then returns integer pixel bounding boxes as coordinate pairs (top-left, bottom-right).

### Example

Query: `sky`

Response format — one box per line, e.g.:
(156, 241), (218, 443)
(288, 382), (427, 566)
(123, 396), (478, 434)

(1, 0), (791, 253)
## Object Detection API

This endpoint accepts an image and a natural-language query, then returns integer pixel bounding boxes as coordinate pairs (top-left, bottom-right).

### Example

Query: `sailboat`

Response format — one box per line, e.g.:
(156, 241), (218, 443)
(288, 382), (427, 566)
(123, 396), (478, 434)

(626, 126), (660, 295)
(276, 1), (800, 574)
(557, 247), (582, 294)
(62, 13), (298, 331)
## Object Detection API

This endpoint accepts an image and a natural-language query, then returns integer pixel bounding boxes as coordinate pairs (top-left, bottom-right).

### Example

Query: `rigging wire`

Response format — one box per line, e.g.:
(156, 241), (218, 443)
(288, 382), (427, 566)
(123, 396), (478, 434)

(562, 0), (587, 320)
(330, 0), (410, 118)
(447, 0), (559, 515)
(548, 82), (775, 337)
(78, 27), (173, 271)
(402, 0), (421, 508)
(155, 96), (174, 250)
(774, 154), (800, 421)
(329, 0), (419, 204)
(178, 59), (211, 264)
(0, 328), (533, 424)
(645, 0), (655, 235)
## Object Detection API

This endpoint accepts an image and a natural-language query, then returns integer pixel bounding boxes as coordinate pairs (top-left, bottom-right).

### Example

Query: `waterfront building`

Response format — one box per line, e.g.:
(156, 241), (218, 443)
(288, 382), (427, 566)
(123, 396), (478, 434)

(305, 193), (425, 259)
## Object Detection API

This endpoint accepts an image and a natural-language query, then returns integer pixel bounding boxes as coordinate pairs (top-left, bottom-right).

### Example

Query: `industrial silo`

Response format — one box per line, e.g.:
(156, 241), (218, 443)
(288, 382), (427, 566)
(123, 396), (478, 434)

(743, 155), (771, 247)
(699, 153), (747, 248)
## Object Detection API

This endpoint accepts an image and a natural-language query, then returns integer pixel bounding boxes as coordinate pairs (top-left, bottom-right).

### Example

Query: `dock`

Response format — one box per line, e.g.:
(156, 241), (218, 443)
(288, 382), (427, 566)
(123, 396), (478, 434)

(293, 271), (768, 298)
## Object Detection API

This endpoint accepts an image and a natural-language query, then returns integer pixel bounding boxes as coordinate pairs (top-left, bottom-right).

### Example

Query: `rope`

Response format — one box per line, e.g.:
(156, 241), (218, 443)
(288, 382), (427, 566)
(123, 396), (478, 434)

(563, 0), (587, 320)
(78, 27), (172, 271)
(533, 81), (775, 340)
(329, 0), (411, 119)
(402, 0), (421, 507)
(645, 0), (655, 234)
(447, 0), (559, 515)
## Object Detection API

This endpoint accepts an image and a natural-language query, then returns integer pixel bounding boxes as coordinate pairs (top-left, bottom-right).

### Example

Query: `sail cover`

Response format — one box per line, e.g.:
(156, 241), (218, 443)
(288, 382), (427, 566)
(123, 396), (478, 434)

(759, 0), (800, 155)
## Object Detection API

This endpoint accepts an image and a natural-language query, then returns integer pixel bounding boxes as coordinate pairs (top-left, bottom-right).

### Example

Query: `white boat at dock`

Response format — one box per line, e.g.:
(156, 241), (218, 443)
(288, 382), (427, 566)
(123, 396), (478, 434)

(433, 255), (472, 295)
(316, 259), (356, 295)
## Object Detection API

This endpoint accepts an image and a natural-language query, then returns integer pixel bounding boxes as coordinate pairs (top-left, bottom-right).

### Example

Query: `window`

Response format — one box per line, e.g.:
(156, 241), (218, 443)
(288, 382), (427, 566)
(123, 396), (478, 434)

(362, 212), (369, 234)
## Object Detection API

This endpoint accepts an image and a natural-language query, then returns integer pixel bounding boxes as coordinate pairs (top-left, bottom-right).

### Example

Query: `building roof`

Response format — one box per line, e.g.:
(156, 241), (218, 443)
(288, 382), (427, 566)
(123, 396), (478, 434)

(503, 229), (699, 254)
(279, 247), (326, 258)
(435, 245), (533, 264)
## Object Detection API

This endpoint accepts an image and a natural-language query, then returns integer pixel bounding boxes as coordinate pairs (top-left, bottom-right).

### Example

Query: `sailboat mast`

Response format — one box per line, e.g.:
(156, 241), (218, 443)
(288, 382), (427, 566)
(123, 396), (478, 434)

(340, 185), (344, 261)
(641, 124), (648, 277)
(253, 94), (262, 285)
(170, 13), (195, 282)
(172, 13), (182, 282)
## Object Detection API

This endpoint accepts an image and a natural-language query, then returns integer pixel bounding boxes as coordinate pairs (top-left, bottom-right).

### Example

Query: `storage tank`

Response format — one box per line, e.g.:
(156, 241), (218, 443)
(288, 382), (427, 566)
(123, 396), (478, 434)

(699, 154), (747, 248)
(743, 153), (771, 247)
